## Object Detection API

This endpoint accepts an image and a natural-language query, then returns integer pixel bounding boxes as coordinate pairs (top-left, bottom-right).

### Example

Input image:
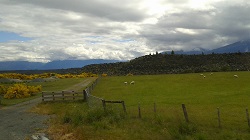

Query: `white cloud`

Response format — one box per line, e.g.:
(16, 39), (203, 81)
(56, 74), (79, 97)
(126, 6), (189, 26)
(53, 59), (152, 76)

(0, 0), (250, 62)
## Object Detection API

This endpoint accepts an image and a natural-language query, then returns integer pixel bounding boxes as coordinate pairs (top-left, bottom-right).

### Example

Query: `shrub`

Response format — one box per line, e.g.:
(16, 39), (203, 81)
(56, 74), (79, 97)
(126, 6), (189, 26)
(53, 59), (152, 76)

(0, 85), (7, 95)
(3, 84), (42, 99)
(102, 73), (108, 77)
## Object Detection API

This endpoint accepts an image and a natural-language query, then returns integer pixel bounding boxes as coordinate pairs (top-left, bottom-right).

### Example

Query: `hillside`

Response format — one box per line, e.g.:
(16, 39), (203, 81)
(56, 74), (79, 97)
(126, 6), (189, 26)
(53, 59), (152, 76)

(81, 52), (250, 75)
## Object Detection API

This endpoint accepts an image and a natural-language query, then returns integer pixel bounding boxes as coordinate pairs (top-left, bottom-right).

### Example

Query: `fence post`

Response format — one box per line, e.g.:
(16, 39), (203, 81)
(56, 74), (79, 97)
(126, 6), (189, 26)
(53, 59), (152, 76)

(83, 90), (88, 102)
(122, 101), (127, 113)
(217, 107), (221, 128)
(182, 104), (189, 122)
(246, 108), (250, 128)
(52, 92), (55, 101)
(102, 100), (106, 111)
(62, 91), (65, 100)
(138, 103), (141, 118)
(72, 91), (75, 100)
(42, 92), (44, 102)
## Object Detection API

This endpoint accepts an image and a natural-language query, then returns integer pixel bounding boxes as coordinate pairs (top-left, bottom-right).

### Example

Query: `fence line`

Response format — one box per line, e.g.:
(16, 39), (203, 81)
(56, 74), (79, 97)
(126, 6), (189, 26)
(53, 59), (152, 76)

(42, 78), (99, 102)
(42, 90), (83, 101)
(83, 78), (127, 112)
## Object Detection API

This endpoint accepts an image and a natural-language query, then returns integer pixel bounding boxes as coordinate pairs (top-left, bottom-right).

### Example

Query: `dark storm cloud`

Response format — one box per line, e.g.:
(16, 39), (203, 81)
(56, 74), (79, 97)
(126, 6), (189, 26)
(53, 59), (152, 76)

(212, 4), (250, 40)
(140, 1), (250, 51)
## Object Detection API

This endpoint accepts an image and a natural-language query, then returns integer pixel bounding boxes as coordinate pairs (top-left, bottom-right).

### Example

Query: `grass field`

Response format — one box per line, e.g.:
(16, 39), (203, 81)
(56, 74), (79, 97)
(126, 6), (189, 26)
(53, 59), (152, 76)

(35, 71), (250, 140)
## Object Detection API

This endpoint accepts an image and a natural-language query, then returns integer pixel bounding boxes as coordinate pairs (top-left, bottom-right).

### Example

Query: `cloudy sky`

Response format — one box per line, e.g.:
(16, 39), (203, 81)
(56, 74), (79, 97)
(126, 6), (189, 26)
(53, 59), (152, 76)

(0, 0), (250, 62)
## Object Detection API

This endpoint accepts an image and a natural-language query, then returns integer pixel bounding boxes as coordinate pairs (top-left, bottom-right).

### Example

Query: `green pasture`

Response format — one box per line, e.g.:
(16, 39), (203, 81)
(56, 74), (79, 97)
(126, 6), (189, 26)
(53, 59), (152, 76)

(87, 71), (250, 139)
(0, 78), (87, 106)
(17, 71), (250, 140)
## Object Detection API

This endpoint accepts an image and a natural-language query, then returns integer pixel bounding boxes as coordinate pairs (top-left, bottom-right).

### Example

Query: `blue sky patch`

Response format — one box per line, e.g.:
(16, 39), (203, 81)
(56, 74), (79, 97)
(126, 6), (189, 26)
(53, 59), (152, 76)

(0, 31), (33, 42)
(113, 39), (134, 43)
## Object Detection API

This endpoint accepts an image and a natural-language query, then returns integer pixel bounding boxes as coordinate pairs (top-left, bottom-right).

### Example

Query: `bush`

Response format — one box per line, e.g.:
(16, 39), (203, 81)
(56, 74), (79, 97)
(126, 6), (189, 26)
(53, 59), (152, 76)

(3, 84), (42, 99)
(101, 73), (108, 77)
(0, 85), (7, 95)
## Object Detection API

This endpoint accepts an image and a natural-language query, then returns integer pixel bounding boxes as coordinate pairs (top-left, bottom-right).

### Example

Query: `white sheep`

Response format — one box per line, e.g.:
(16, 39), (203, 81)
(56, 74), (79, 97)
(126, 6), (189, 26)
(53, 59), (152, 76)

(124, 82), (128, 85)
(130, 81), (135, 84)
(200, 74), (204, 76)
(203, 75), (206, 78)
(210, 73), (213, 75)
(234, 75), (239, 78)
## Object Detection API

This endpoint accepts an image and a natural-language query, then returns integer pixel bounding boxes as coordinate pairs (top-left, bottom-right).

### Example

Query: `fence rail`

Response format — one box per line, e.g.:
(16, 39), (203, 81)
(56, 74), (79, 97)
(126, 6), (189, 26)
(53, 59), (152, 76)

(42, 78), (99, 102)
(42, 91), (83, 101)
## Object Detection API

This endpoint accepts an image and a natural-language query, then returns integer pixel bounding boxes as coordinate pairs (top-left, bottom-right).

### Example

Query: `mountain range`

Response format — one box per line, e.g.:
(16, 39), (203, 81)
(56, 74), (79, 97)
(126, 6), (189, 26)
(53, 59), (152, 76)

(0, 40), (250, 71)
(0, 59), (120, 71)
(164, 40), (250, 55)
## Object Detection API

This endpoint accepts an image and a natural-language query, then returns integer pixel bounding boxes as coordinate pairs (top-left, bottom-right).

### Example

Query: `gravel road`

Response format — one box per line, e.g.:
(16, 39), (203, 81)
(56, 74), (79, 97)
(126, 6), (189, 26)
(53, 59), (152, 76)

(0, 78), (96, 140)
(0, 97), (50, 140)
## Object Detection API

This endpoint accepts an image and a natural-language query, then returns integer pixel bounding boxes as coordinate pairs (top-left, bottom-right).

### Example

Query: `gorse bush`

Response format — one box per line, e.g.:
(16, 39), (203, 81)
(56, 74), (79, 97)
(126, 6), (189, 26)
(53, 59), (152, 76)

(2, 84), (42, 99)
(0, 85), (7, 95)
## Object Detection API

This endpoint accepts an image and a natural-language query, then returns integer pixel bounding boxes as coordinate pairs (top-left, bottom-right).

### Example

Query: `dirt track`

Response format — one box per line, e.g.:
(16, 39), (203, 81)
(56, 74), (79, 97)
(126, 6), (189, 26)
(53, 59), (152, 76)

(0, 78), (95, 140)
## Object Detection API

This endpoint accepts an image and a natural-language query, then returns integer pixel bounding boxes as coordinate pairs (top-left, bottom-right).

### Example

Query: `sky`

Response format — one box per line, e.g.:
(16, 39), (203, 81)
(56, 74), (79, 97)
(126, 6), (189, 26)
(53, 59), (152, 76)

(0, 0), (250, 62)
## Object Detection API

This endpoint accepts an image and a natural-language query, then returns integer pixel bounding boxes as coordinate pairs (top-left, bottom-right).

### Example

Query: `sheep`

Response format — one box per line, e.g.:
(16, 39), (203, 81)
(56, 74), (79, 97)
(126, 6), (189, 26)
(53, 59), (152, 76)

(200, 74), (204, 76)
(124, 82), (128, 85)
(130, 81), (135, 84)
(203, 75), (206, 78)
(210, 73), (213, 75)
(234, 75), (239, 78)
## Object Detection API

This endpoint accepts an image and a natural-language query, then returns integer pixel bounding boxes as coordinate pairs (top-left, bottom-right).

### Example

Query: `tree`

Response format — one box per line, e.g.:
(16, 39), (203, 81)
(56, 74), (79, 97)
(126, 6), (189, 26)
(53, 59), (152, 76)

(171, 50), (175, 55)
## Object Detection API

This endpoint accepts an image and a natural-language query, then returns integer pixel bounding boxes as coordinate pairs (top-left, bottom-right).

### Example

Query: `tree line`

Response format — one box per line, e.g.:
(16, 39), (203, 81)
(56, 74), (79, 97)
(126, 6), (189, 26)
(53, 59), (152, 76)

(81, 52), (250, 75)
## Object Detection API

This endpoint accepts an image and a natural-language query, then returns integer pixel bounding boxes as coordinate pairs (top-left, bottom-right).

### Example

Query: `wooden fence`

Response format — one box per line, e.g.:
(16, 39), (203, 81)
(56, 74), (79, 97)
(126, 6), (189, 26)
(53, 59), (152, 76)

(42, 90), (84, 101)
(42, 78), (98, 102)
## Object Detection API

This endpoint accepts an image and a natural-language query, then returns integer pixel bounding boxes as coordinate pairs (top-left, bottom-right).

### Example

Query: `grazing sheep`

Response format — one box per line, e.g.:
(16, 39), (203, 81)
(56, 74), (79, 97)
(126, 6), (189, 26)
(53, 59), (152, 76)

(234, 75), (239, 78)
(210, 73), (213, 75)
(130, 81), (135, 84)
(200, 74), (204, 76)
(203, 75), (206, 78)
(124, 82), (128, 85)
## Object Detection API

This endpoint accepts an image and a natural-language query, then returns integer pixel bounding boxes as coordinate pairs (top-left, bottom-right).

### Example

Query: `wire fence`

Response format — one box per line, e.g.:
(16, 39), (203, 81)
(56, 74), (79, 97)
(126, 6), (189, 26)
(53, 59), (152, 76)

(117, 102), (250, 131)
(84, 78), (126, 113)
(83, 78), (250, 131)
(84, 78), (103, 109)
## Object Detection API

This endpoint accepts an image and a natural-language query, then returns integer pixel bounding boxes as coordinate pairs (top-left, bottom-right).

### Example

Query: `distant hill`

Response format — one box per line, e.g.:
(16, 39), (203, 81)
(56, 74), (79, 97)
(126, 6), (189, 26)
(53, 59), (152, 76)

(0, 59), (120, 71)
(207, 40), (250, 54)
(164, 39), (250, 55)
(81, 52), (250, 75)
